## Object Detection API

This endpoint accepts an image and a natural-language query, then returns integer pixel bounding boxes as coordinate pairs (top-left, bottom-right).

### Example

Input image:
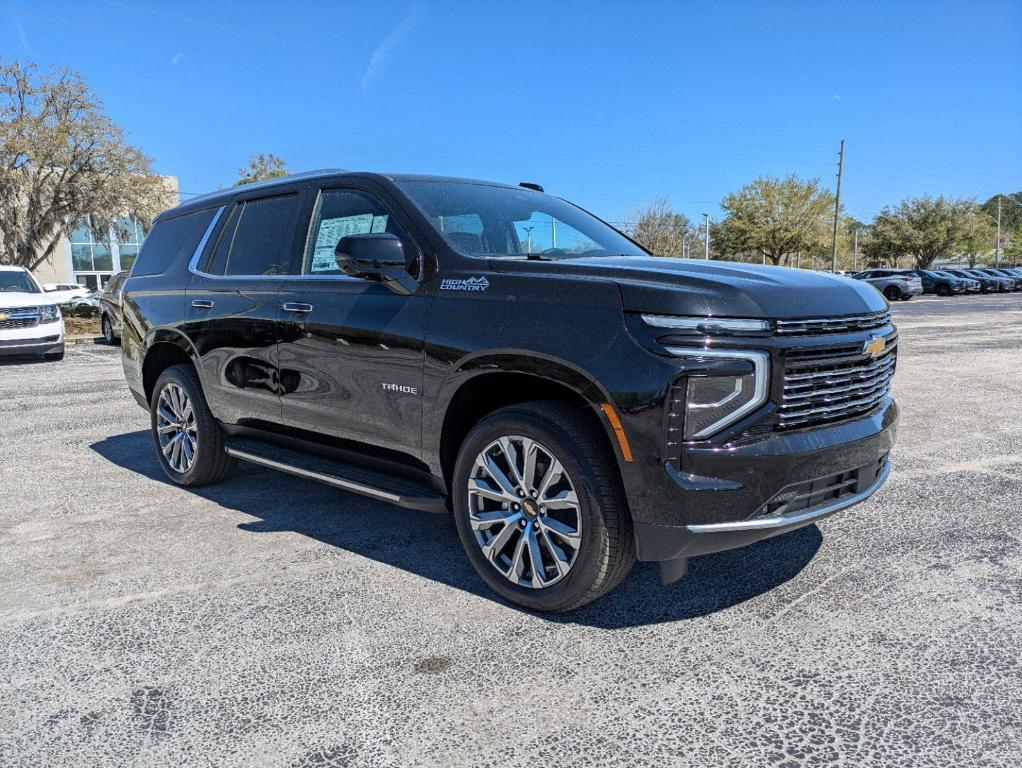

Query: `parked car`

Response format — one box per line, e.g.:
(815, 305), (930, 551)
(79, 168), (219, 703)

(974, 268), (1021, 291)
(66, 290), (102, 309)
(946, 269), (1007, 293)
(42, 282), (90, 305)
(902, 269), (966, 296)
(996, 267), (1022, 287)
(0, 266), (65, 360)
(120, 171), (898, 612)
(99, 270), (129, 344)
(850, 269), (923, 301)
(932, 270), (980, 293)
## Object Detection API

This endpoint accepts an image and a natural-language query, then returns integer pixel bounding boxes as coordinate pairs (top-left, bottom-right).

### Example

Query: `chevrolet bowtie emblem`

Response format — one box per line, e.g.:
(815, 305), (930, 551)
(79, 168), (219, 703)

(0, 313), (7, 321)
(863, 336), (886, 358)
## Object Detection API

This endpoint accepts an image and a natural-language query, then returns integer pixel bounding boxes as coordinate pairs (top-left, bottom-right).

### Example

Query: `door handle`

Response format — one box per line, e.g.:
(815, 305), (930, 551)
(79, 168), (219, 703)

(282, 302), (313, 314)
(191, 299), (214, 309)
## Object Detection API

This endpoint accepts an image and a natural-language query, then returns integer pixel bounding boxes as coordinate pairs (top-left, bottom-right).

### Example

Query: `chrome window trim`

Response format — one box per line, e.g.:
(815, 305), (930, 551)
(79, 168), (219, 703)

(664, 347), (770, 439)
(187, 206), (226, 277)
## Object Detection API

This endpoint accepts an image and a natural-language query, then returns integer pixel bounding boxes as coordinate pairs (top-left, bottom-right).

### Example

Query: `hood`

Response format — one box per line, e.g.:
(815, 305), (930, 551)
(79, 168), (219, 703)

(490, 256), (887, 319)
(0, 291), (54, 309)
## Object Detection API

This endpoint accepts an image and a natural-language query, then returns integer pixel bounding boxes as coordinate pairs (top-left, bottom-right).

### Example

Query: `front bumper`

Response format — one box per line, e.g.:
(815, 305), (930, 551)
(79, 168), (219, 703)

(631, 400), (898, 562)
(0, 320), (64, 357)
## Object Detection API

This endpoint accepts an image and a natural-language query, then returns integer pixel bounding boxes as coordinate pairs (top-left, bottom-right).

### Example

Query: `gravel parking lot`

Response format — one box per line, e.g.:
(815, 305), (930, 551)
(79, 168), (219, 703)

(2, 294), (1021, 767)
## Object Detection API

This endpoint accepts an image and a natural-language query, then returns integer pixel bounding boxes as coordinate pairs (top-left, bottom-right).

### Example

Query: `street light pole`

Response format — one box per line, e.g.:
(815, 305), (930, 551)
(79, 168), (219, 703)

(702, 213), (710, 259)
(831, 139), (844, 272)
(996, 197), (1002, 267)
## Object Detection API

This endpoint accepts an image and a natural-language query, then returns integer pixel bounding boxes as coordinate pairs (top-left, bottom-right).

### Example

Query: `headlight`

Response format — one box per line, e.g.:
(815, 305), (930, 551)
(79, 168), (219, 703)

(642, 314), (769, 335)
(665, 348), (770, 439)
(39, 304), (61, 323)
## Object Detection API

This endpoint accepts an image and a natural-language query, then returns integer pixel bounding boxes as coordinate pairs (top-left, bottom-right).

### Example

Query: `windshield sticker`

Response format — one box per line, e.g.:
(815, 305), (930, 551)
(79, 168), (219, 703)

(440, 276), (489, 292)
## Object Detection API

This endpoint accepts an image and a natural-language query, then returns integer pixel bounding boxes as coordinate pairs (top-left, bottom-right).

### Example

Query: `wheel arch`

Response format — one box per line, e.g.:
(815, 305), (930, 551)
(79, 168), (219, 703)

(141, 330), (200, 405)
(436, 354), (626, 492)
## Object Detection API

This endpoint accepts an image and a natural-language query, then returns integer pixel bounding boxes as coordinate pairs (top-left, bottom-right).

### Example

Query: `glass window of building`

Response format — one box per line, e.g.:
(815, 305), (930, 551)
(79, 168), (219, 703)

(68, 215), (148, 288)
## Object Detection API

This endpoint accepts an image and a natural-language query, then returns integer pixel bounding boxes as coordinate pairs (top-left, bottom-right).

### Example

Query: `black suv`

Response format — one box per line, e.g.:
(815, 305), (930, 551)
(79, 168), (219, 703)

(120, 171), (898, 612)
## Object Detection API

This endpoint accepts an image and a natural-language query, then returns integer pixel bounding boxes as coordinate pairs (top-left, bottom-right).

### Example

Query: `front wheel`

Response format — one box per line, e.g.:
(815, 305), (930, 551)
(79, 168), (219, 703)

(150, 364), (234, 486)
(452, 401), (635, 613)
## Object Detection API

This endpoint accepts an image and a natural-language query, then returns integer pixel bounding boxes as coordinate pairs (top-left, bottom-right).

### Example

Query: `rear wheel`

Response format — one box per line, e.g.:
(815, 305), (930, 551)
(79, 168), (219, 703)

(882, 285), (901, 301)
(936, 285), (950, 296)
(150, 364), (234, 486)
(101, 314), (117, 345)
(452, 401), (635, 613)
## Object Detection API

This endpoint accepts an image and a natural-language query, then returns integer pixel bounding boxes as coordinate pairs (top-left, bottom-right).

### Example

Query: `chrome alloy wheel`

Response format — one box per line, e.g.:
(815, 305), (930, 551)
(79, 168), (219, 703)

(156, 383), (198, 474)
(467, 435), (583, 589)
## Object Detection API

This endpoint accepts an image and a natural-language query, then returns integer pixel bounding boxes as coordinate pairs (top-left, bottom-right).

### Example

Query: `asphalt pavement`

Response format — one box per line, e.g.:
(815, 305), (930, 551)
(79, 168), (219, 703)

(2, 293), (1020, 767)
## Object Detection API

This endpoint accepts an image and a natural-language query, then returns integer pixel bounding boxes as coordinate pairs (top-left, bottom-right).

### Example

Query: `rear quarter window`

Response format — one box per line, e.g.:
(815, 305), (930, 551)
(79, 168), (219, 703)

(131, 208), (217, 276)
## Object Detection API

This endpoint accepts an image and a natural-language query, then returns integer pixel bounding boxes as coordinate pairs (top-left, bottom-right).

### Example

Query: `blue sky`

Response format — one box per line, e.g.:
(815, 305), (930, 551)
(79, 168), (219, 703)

(4, 0), (1020, 226)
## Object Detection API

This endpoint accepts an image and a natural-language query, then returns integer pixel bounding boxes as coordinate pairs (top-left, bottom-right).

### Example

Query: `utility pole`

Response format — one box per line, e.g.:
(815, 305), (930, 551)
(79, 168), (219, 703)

(852, 227), (859, 272)
(831, 139), (845, 272)
(702, 213), (710, 259)
(996, 197), (1002, 267)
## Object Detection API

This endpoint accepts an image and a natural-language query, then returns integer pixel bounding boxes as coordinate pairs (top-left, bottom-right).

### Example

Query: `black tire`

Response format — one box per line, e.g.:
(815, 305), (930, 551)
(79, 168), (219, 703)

(452, 401), (635, 613)
(150, 364), (234, 486)
(101, 314), (118, 345)
(899, 294), (913, 301)
(936, 285), (950, 297)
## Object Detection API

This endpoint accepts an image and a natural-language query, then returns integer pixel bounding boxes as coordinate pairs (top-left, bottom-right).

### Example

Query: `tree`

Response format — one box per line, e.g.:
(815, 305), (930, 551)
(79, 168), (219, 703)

(0, 60), (173, 270)
(960, 207), (996, 267)
(981, 192), (1022, 233)
(236, 153), (290, 186)
(628, 197), (692, 257)
(863, 196), (976, 270)
(713, 174), (834, 266)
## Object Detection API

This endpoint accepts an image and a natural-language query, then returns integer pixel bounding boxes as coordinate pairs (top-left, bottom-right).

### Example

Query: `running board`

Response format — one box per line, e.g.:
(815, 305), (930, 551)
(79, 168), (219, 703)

(224, 438), (447, 513)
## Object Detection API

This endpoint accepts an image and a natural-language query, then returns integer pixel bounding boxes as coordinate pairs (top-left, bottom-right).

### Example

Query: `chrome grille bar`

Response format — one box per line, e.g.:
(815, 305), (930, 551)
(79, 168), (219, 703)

(774, 310), (891, 336)
(779, 341), (897, 428)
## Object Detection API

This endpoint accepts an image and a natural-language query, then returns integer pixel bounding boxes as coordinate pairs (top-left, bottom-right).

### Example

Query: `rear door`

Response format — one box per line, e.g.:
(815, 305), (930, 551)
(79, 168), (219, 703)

(184, 190), (305, 427)
(276, 183), (428, 459)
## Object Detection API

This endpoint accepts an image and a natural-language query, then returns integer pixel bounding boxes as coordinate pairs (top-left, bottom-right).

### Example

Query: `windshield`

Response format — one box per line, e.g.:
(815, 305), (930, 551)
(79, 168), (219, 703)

(0, 270), (41, 293)
(395, 180), (648, 259)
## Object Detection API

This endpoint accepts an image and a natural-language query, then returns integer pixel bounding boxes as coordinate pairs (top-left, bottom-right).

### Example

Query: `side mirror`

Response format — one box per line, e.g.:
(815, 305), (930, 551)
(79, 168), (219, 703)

(335, 233), (417, 295)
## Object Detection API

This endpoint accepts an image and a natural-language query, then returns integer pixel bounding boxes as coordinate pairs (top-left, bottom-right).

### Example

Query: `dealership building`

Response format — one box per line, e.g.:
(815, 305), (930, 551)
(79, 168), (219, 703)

(31, 176), (179, 290)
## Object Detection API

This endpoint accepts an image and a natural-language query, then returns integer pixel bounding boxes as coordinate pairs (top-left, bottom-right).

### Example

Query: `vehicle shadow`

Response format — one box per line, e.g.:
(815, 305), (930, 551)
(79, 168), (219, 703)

(91, 430), (822, 629)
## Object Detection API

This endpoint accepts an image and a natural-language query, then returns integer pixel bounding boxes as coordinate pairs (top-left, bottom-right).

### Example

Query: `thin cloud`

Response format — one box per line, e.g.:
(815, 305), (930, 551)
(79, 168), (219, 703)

(833, 94), (841, 101)
(9, 11), (31, 51)
(361, 2), (422, 94)
(171, 52), (183, 65)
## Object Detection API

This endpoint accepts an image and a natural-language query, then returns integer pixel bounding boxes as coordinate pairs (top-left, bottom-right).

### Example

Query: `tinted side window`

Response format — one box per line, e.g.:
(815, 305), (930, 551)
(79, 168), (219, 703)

(131, 208), (216, 276)
(225, 194), (299, 276)
(304, 189), (409, 275)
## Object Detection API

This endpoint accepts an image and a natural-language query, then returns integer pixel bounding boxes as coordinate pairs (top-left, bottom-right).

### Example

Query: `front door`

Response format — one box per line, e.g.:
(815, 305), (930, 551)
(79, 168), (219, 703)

(276, 185), (428, 459)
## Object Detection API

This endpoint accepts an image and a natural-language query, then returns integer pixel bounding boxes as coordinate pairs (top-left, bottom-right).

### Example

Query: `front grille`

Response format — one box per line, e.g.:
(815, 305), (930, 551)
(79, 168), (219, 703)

(0, 309), (40, 330)
(779, 335), (897, 429)
(774, 310), (890, 336)
(754, 454), (889, 520)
